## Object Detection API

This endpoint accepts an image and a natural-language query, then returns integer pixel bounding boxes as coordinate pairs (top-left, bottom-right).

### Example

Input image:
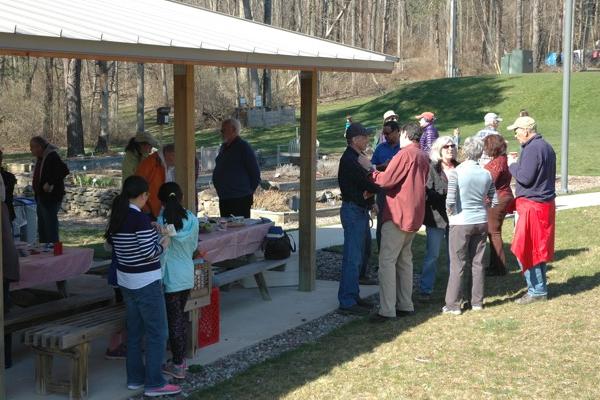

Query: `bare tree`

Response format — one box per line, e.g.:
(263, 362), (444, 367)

(532, 0), (541, 70)
(136, 63), (145, 134)
(242, 0), (261, 106)
(64, 58), (85, 156)
(516, 0), (524, 49)
(161, 64), (169, 106)
(262, 0), (273, 108)
(95, 60), (110, 153)
(43, 58), (54, 140)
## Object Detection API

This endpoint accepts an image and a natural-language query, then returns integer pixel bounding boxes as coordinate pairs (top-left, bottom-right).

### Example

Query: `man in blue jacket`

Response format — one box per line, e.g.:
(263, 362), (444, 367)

(212, 118), (261, 218)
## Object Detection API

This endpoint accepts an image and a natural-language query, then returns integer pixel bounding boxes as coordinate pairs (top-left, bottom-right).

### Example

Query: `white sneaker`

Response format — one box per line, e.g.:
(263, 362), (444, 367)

(442, 306), (461, 315)
(127, 383), (143, 390)
(471, 305), (483, 311)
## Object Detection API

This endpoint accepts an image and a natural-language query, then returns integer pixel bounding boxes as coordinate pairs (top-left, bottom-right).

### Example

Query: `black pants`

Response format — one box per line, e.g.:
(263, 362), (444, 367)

(219, 195), (253, 218)
(165, 290), (190, 365)
(4, 279), (12, 368)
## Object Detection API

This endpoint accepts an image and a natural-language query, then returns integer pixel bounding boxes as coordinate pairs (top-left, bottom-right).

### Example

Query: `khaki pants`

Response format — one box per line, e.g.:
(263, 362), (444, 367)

(378, 221), (416, 317)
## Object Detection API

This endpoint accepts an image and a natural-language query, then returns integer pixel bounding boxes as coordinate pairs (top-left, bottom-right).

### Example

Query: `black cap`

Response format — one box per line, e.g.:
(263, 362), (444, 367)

(345, 122), (368, 139)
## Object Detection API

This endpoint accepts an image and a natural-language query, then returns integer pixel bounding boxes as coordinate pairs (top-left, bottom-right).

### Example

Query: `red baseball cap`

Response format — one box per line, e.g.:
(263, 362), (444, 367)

(415, 111), (435, 121)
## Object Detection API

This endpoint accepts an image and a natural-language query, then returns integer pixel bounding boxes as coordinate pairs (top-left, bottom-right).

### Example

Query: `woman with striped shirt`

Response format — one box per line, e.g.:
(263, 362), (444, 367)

(105, 176), (181, 397)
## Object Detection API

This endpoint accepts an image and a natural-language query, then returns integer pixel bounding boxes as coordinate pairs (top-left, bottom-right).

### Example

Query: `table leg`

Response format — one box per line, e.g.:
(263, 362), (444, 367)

(56, 281), (68, 298)
(254, 272), (271, 301)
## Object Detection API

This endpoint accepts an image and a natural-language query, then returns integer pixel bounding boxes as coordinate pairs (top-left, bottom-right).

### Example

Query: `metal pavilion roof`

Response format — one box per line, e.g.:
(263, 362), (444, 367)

(0, 0), (397, 72)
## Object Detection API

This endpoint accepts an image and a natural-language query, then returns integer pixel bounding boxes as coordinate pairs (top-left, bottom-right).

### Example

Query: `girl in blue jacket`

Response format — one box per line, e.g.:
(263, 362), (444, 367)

(157, 182), (199, 379)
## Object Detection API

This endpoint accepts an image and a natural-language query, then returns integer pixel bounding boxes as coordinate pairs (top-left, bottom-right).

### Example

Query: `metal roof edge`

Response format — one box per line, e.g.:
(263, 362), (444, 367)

(0, 33), (396, 73)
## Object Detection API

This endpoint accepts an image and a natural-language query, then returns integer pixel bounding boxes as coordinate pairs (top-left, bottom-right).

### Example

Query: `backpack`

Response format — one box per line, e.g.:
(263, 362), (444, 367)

(263, 226), (296, 260)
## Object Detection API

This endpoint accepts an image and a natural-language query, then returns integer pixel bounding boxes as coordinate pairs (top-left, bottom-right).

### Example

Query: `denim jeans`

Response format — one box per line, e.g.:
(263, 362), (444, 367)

(523, 263), (548, 296)
(419, 226), (449, 294)
(36, 199), (61, 243)
(120, 280), (168, 389)
(339, 201), (370, 308)
(360, 226), (372, 278)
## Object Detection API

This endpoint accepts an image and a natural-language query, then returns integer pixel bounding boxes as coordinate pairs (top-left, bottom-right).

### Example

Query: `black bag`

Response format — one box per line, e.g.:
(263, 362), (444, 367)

(263, 226), (296, 260)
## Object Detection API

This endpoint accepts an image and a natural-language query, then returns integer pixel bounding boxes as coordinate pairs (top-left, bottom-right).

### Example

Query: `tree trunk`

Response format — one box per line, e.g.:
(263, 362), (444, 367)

(64, 58), (85, 157)
(95, 60), (110, 153)
(516, 0), (524, 49)
(381, 0), (389, 53)
(136, 63), (145, 134)
(262, 0), (272, 108)
(24, 58), (39, 99)
(161, 64), (169, 106)
(242, 0), (261, 106)
(43, 58), (54, 140)
(495, 1), (504, 65)
(532, 0), (541, 70)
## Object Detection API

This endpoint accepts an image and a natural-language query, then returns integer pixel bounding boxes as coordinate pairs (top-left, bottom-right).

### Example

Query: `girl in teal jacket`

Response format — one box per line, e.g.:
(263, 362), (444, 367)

(157, 182), (199, 379)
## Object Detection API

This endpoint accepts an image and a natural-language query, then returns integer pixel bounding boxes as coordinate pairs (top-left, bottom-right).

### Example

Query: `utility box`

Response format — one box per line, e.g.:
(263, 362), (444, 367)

(156, 107), (171, 125)
(502, 50), (534, 74)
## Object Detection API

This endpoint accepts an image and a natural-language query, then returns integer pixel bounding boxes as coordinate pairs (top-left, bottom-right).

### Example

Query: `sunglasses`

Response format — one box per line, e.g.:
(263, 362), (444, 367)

(442, 144), (456, 149)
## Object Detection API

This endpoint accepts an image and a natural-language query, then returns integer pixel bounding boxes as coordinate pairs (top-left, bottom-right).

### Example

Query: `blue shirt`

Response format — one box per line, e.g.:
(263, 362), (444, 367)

(371, 142), (400, 166)
(508, 134), (556, 202)
(446, 160), (497, 225)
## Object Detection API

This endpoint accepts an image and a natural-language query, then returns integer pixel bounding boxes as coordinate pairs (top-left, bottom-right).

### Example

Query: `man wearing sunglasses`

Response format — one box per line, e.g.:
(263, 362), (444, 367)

(506, 116), (556, 305)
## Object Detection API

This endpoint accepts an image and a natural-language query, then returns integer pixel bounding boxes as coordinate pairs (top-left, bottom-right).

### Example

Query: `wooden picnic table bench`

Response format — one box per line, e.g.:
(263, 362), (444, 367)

(212, 258), (287, 301)
(22, 304), (125, 400)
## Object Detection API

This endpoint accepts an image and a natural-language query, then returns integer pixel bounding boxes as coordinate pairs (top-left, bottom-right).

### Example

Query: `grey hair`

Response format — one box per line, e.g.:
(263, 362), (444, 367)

(223, 118), (241, 135)
(462, 137), (484, 161)
(429, 135), (455, 163)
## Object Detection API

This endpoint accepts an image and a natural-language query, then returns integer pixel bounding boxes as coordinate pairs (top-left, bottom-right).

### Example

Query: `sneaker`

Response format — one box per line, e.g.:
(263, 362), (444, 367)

(127, 383), (143, 390)
(515, 293), (547, 305)
(368, 313), (395, 323)
(395, 309), (415, 317)
(144, 384), (182, 397)
(338, 304), (370, 316)
(471, 304), (483, 311)
(105, 343), (127, 360)
(356, 297), (375, 308)
(358, 276), (378, 285)
(162, 361), (186, 379)
(442, 306), (461, 315)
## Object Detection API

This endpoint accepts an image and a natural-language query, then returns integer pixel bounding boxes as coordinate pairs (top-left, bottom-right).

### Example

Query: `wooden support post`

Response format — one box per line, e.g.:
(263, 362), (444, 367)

(298, 71), (317, 292)
(173, 64), (197, 214)
(0, 202), (5, 398)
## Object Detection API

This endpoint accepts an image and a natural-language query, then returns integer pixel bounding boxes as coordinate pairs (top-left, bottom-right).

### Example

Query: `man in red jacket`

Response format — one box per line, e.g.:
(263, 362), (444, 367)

(364, 123), (430, 322)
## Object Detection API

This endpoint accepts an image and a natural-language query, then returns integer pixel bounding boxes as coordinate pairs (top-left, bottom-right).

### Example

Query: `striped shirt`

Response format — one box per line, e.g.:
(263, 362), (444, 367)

(112, 204), (164, 290)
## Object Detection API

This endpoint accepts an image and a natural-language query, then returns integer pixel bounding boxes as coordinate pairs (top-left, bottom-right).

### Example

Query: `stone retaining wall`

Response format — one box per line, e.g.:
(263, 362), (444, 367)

(61, 186), (120, 217)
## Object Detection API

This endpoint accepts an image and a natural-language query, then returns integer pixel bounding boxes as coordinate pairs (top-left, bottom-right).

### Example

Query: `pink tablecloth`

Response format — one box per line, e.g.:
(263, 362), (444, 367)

(198, 222), (273, 263)
(10, 247), (94, 290)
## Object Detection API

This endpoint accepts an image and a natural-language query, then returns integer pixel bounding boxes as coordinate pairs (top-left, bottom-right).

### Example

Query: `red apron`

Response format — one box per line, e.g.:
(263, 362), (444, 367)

(511, 197), (556, 271)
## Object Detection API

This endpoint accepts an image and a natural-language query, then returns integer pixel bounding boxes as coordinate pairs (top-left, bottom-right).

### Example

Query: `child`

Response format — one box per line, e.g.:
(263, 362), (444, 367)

(105, 175), (181, 397)
(157, 182), (199, 379)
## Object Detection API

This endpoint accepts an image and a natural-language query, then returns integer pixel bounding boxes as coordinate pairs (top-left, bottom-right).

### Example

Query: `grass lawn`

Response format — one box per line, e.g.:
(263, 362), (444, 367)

(151, 72), (599, 176)
(59, 226), (111, 259)
(190, 205), (600, 400)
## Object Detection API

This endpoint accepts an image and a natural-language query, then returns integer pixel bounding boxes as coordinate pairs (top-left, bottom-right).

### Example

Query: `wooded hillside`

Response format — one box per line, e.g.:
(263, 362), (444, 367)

(0, 0), (598, 154)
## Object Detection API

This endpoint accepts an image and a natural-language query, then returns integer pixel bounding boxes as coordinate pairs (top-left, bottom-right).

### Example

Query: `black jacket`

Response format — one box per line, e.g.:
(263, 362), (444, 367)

(423, 160), (459, 229)
(34, 147), (70, 203)
(337, 146), (379, 208)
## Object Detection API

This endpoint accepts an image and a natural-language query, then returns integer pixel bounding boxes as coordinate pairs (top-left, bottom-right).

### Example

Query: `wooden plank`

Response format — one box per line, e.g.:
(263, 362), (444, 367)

(6, 290), (114, 334)
(298, 70), (318, 291)
(213, 259), (286, 286)
(59, 316), (125, 349)
(174, 64), (197, 214)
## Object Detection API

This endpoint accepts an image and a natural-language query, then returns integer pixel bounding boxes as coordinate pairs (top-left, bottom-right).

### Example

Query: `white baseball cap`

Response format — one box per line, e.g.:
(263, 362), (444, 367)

(383, 110), (399, 121)
(484, 112), (503, 124)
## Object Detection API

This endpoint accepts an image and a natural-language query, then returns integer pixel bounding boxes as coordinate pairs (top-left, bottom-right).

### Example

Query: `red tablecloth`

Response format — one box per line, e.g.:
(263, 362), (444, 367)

(10, 247), (94, 290)
(198, 222), (273, 263)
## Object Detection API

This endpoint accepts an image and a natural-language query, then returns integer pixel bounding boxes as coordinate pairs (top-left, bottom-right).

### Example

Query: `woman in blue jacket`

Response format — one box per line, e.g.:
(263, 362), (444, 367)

(157, 182), (199, 380)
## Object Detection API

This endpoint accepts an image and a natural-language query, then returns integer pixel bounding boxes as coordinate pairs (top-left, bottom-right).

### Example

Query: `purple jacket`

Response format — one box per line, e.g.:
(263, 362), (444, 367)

(420, 124), (439, 155)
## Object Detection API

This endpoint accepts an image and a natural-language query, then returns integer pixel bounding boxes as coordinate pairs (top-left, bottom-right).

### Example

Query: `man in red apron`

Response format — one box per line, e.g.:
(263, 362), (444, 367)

(506, 116), (556, 304)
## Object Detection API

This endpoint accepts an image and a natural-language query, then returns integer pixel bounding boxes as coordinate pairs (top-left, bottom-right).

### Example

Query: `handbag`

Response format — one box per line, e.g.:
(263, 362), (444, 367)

(263, 226), (296, 260)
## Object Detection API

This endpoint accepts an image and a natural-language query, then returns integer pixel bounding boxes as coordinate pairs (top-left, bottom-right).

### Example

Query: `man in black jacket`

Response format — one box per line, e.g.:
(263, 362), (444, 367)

(30, 136), (70, 243)
(337, 123), (380, 315)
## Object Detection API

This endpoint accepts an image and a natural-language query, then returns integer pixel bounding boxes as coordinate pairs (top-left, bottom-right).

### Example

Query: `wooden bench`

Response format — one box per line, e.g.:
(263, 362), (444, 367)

(22, 304), (125, 400)
(5, 289), (114, 335)
(212, 258), (287, 301)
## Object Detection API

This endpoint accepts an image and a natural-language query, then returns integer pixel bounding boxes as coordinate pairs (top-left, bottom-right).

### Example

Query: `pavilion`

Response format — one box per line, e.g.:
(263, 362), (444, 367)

(0, 0), (396, 395)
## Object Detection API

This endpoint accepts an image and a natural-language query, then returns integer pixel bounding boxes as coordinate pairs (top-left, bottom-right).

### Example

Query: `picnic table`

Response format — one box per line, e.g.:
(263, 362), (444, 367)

(10, 246), (94, 296)
(198, 219), (273, 263)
